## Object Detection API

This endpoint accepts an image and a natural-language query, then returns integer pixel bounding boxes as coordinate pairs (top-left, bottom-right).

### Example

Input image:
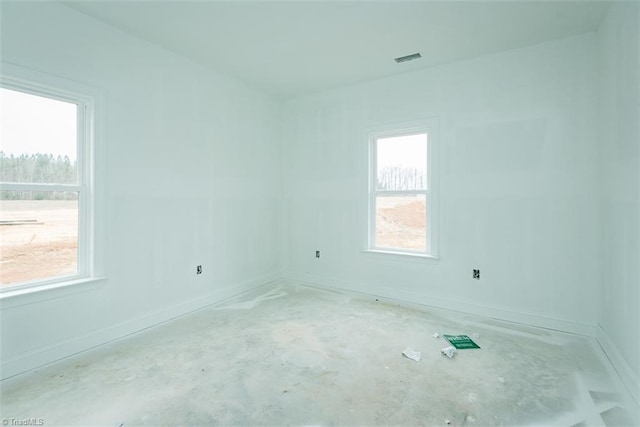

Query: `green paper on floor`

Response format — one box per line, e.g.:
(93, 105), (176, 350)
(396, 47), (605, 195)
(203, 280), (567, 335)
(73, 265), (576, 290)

(443, 334), (481, 349)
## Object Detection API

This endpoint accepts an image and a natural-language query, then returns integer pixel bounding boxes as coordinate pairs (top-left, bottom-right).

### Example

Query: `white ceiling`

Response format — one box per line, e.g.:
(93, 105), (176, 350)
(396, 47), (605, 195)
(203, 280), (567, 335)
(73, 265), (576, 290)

(64, 1), (611, 100)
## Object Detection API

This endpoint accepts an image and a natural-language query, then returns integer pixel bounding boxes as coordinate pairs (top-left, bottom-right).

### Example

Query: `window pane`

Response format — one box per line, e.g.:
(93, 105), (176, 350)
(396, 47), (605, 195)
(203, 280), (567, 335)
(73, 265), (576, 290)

(376, 133), (427, 191)
(0, 88), (78, 184)
(375, 194), (426, 252)
(0, 191), (78, 285)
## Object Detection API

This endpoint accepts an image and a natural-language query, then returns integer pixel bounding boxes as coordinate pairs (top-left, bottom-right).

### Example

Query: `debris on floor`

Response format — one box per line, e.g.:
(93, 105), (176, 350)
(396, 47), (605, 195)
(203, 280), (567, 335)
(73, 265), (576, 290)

(443, 334), (481, 349)
(441, 346), (456, 359)
(402, 348), (421, 362)
(432, 332), (440, 338)
(444, 419), (451, 424)
(213, 287), (287, 310)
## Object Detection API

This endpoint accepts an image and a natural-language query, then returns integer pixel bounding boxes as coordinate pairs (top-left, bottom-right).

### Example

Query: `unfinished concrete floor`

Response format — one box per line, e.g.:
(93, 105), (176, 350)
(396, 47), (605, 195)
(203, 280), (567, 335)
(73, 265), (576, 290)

(1, 284), (638, 426)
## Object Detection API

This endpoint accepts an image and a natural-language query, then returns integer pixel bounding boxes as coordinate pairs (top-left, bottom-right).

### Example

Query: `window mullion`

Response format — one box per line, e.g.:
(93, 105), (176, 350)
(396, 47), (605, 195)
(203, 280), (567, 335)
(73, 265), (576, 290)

(375, 190), (427, 196)
(369, 137), (377, 249)
(0, 183), (82, 192)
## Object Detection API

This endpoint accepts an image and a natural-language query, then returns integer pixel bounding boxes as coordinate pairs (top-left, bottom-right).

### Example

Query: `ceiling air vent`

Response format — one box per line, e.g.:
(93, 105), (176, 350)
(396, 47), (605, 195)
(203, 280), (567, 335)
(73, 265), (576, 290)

(394, 53), (422, 63)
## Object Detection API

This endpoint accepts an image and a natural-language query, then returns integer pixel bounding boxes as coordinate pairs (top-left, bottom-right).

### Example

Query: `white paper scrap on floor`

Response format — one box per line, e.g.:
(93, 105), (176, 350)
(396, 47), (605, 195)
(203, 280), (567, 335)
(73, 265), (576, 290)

(1, 284), (638, 426)
(402, 347), (421, 362)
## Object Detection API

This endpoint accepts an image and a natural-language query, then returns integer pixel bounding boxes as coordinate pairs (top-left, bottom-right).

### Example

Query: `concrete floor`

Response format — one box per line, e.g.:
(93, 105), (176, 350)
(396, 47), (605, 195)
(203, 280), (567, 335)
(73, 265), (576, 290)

(1, 284), (638, 426)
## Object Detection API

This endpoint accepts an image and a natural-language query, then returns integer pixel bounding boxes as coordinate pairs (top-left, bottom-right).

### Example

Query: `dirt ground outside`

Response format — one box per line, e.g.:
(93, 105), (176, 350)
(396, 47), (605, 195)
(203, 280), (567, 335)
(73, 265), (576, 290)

(376, 196), (427, 251)
(0, 200), (78, 286)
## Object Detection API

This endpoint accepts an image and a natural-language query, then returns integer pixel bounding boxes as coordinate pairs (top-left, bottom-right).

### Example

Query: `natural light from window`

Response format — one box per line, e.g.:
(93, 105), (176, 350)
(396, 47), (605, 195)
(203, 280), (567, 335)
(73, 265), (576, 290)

(0, 87), (80, 286)
(372, 132), (430, 254)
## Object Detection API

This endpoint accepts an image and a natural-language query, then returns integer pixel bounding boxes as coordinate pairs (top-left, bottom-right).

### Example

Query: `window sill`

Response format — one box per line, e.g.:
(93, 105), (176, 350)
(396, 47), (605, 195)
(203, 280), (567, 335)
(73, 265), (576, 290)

(362, 249), (439, 263)
(0, 276), (107, 309)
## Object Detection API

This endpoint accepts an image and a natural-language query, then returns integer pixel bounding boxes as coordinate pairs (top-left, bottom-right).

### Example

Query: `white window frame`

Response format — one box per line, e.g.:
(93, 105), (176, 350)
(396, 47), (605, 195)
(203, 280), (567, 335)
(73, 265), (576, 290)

(365, 119), (439, 259)
(0, 62), (104, 295)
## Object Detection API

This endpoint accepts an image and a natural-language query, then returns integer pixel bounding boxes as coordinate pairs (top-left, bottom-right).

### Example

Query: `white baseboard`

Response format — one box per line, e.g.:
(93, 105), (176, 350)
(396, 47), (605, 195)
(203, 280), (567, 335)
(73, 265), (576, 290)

(1, 271), (280, 381)
(596, 324), (640, 406)
(283, 270), (597, 337)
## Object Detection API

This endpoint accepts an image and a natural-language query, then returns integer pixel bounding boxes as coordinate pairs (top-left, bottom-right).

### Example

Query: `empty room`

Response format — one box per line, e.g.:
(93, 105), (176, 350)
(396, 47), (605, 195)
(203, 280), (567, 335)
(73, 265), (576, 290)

(0, 0), (638, 425)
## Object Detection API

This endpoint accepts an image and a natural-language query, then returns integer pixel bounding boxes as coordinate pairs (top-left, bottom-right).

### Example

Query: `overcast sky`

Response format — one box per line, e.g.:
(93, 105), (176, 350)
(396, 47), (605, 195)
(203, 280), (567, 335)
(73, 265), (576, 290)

(0, 87), (77, 160)
(377, 133), (427, 172)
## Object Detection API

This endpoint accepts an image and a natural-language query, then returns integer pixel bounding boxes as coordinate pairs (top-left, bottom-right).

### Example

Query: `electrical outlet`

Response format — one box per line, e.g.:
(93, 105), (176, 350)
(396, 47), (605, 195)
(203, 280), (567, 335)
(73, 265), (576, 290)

(315, 250), (320, 258)
(196, 265), (202, 275)
(473, 269), (480, 280)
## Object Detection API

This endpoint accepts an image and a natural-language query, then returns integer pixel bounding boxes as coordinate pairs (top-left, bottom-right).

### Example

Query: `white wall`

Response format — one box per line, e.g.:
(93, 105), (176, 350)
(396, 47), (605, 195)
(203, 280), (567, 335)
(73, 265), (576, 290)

(282, 34), (600, 334)
(0, 2), (281, 379)
(597, 2), (640, 403)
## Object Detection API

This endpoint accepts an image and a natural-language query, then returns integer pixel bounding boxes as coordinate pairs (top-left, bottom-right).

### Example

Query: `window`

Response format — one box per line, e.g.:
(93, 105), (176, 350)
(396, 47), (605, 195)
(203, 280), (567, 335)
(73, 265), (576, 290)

(368, 122), (438, 257)
(0, 66), (98, 290)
